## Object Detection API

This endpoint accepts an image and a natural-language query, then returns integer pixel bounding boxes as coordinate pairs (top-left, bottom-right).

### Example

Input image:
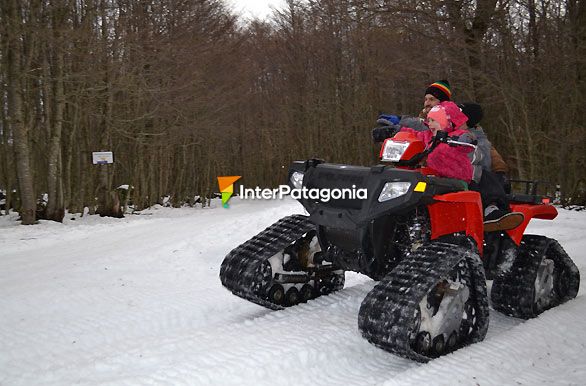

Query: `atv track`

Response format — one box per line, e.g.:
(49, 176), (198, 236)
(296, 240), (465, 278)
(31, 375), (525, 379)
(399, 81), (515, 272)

(358, 242), (489, 362)
(220, 214), (345, 309)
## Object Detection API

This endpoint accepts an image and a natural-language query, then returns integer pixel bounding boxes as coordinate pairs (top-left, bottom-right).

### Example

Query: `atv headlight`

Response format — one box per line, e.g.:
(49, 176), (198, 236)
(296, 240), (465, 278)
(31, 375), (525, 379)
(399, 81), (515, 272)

(378, 181), (411, 202)
(381, 140), (410, 162)
(290, 171), (304, 189)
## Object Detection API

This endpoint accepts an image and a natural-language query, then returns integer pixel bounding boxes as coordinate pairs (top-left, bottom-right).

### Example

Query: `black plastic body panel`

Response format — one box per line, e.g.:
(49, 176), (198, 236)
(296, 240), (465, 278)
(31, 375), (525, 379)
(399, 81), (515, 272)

(288, 160), (466, 279)
(289, 160), (462, 230)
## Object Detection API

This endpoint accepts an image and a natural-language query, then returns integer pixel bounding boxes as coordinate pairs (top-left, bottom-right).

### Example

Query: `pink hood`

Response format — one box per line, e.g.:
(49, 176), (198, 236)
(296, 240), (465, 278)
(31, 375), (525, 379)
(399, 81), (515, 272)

(440, 101), (468, 131)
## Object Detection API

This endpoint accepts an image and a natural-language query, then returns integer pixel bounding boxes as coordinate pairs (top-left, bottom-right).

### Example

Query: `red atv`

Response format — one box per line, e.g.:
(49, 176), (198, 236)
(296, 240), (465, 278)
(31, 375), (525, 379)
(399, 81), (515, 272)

(220, 130), (580, 362)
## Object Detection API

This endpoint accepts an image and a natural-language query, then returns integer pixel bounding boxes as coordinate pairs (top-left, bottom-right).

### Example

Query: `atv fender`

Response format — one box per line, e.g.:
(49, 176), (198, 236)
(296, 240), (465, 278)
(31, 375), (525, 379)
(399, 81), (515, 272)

(427, 191), (484, 255)
(505, 204), (558, 245)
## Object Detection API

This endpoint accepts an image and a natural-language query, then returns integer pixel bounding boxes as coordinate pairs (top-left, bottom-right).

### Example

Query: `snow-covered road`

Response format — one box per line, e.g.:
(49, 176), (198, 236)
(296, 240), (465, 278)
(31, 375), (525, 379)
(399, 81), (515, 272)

(1, 198), (585, 385)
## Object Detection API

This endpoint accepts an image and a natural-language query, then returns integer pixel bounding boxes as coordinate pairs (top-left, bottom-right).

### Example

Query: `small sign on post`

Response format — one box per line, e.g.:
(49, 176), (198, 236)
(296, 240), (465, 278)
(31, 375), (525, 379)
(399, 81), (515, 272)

(92, 151), (114, 165)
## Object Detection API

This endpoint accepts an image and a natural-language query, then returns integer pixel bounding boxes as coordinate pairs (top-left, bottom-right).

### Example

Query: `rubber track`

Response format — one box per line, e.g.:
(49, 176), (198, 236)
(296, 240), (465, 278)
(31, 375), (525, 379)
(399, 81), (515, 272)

(491, 235), (580, 319)
(357, 242), (489, 362)
(219, 215), (315, 310)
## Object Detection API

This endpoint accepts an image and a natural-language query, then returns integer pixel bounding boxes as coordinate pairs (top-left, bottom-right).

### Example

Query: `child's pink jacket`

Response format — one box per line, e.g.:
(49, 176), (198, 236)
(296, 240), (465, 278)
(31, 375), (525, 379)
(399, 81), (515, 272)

(399, 102), (474, 182)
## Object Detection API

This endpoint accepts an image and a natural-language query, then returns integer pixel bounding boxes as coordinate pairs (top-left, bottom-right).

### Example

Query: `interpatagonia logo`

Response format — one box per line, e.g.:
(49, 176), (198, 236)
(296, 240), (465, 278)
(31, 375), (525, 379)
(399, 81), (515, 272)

(217, 175), (367, 207)
(217, 176), (241, 208)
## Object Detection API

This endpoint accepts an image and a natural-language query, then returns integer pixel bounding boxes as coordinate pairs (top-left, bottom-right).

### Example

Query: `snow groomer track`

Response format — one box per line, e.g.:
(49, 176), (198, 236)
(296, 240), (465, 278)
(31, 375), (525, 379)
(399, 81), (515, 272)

(1, 198), (585, 385)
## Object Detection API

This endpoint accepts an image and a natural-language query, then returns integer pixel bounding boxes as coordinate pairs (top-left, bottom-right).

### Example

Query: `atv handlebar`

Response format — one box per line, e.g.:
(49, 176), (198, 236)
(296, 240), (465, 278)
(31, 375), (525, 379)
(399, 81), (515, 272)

(396, 131), (477, 167)
(446, 139), (477, 149)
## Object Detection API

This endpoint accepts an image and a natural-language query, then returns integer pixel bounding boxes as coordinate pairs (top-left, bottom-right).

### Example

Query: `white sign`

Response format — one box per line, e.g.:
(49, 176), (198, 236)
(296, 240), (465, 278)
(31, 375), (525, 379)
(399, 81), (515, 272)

(92, 151), (114, 164)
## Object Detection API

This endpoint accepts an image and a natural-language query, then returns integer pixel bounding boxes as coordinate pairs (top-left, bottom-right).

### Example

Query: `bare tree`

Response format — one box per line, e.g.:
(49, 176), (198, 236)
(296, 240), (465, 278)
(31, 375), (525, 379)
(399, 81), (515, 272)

(3, 0), (36, 224)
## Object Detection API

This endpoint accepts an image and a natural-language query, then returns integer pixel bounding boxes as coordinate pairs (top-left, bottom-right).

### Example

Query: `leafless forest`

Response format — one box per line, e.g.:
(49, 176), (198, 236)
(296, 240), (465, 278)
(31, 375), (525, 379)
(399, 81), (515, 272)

(1, 0), (584, 224)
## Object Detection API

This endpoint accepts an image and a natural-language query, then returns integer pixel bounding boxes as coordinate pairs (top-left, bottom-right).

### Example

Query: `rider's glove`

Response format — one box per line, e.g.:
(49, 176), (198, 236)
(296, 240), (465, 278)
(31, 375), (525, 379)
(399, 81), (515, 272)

(434, 130), (449, 142)
(377, 114), (401, 125)
(372, 126), (396, 142)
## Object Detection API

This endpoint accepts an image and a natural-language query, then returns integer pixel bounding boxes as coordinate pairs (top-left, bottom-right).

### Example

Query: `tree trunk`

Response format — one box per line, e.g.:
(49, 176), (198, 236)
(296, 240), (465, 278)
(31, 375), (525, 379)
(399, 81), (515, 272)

(5, 0), (36, 224)
(95, 0), (121, 218)
(46, 26), (66, 222)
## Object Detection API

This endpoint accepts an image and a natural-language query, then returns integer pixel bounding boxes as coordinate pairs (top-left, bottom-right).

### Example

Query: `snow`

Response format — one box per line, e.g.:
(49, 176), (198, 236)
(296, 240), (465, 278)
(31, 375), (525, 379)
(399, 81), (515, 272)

(0, 197), (585, 385)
